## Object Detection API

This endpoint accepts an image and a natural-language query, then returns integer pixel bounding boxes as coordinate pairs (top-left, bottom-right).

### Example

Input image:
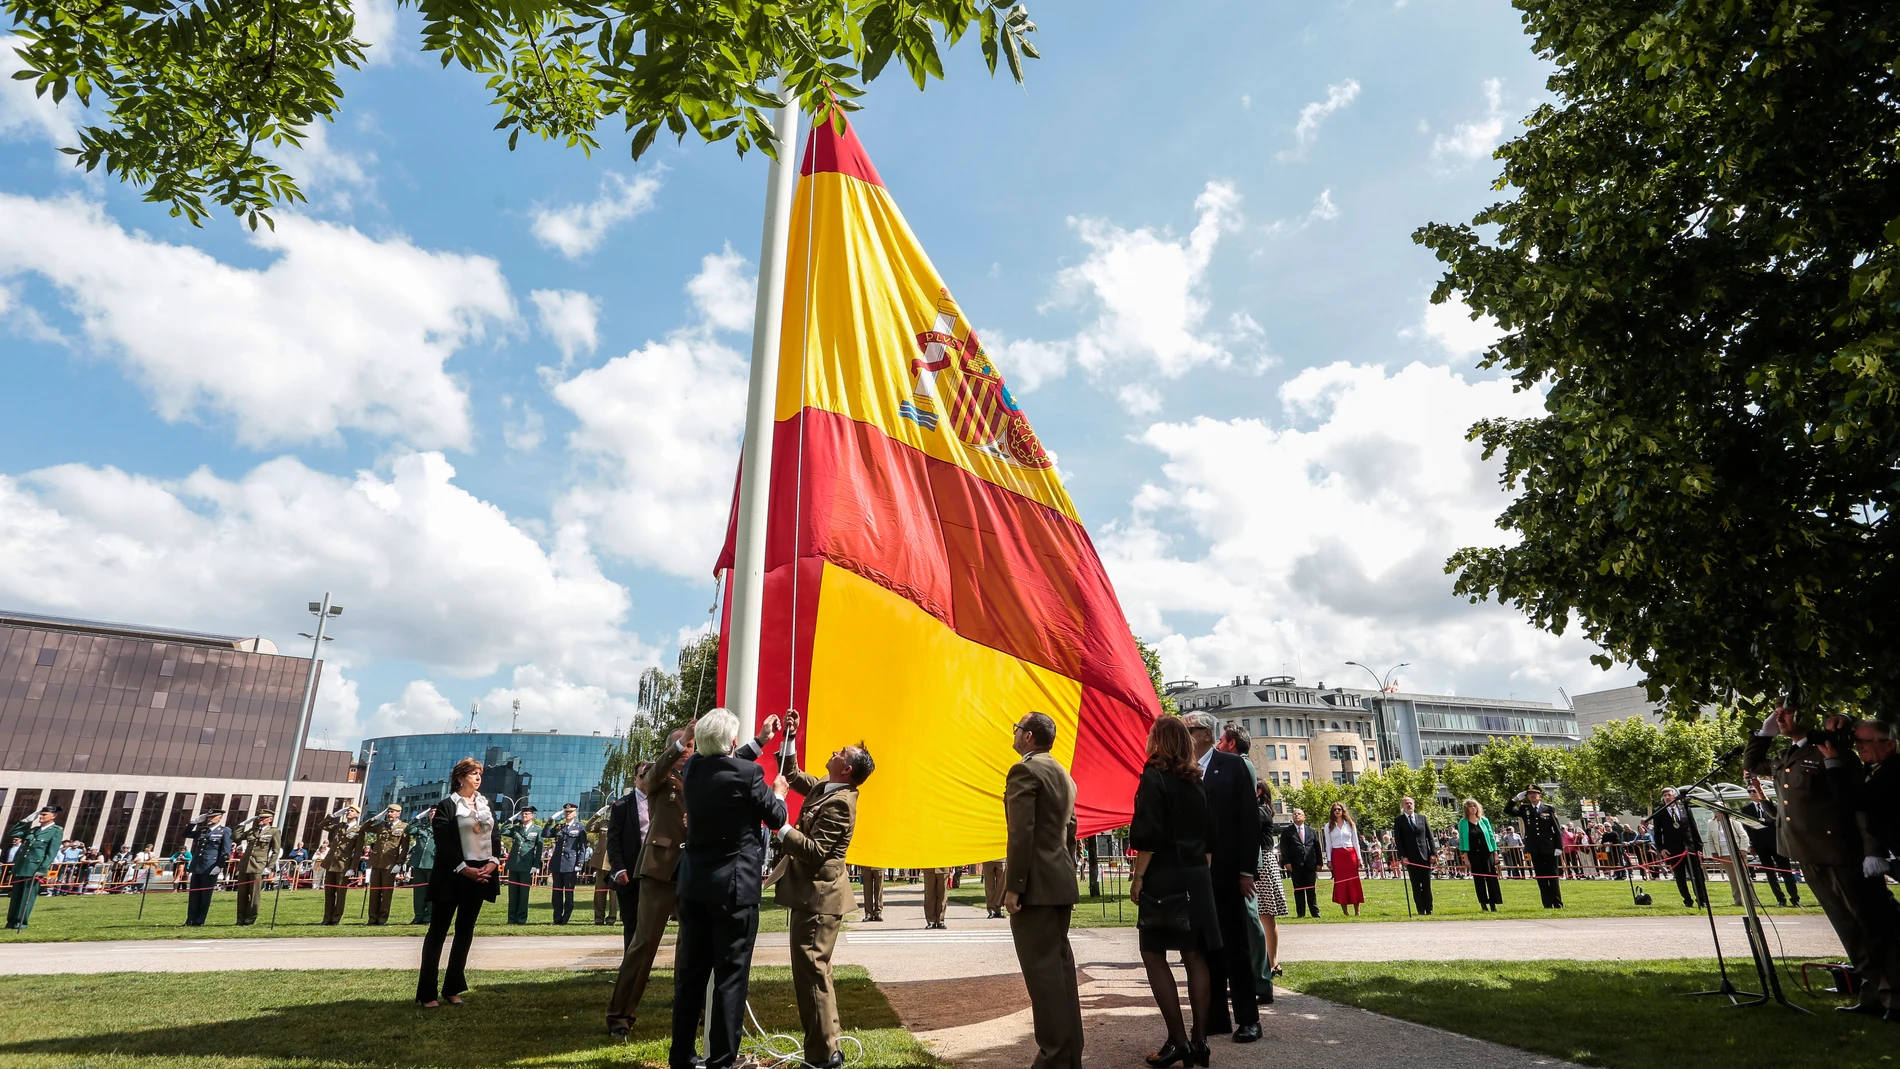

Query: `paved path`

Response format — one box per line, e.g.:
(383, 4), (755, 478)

(0, 883), (1845, 1069)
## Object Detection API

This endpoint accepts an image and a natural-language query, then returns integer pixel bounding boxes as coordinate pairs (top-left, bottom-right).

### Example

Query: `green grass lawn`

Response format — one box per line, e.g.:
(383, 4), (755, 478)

(0, 966), (934, 1069)
(0, 888), (794, 941)
(1281, 958), (1895, 1069)
(951, 873), (1827, 927)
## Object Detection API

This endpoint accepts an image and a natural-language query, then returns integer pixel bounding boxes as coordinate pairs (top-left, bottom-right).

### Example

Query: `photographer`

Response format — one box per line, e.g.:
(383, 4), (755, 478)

(1745, 703), (1899, 1019)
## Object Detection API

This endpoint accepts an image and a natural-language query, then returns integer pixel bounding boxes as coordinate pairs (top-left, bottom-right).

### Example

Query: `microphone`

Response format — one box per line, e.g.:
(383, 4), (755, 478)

(1715, 744), (1745, 762)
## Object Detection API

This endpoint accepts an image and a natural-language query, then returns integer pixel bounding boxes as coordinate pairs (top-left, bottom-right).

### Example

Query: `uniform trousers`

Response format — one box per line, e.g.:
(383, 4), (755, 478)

(1530, 851), (1564, 907)
(1010, 904), (1083, 1069)
(185, 871), (218, 925)
(1208, 874), (1261, 1028)
(859, 869), (883, 919)
(982, 861), (1006, 914)
(551, 870), (578, 924)
(410, 869), (434, 924)
(923, 869), (949, 924)
(321, 871), (351, 924)
(605, 874), (677, 1027)
(1807, 862), (1900, 1009)
(6, 877), (41, 928)
(592, 868), (618, 924)
(1287, 866), (1319, 917)
(668, 897), (759, 1069)
(506, 872), (533, 923)
(366, 867), (397, 924)
(415, 874), (490, 1003)
(790, 908), (845, 1058)
(235, 871), (264, 924)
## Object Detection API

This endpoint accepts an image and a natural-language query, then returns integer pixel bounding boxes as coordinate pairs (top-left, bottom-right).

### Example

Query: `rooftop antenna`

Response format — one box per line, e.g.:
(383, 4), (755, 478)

(512, 698), (521, 732)
(467, 701), (479, 732)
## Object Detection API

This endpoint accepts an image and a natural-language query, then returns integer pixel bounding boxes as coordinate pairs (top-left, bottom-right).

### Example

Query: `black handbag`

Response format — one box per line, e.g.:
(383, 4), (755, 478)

(1136, 777), (1194, 939)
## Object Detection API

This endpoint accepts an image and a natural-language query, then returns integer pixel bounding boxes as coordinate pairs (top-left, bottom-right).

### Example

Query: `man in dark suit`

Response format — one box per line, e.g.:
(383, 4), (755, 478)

(1393, 797), (1434, 915)
(1506, 786), (1565, 908)
(1741, 777), (1800, 907)
(1280, 808), (1321, 918)
(604, 762), (651, 946)
(1004, 711), (1083, 1069)
(1651, 787), (1708, 908)
(1185, 711), (1264, 1041)
(668, 709), (788, 1069)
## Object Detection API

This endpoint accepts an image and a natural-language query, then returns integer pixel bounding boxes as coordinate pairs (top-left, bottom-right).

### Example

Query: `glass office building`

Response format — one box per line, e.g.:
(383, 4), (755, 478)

(0, 609), (360, 854)
(360, 731), (615, 819)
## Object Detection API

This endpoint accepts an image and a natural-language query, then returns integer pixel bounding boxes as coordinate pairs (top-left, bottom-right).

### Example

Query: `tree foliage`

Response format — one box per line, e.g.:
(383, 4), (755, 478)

(1439, 734), (1569, 819)
(1417, 2), (1900, 721)
(1565, 710), (1744, 816)
(596, 631), (720, 799)
(5, 0), (1040, 227)
(1133, 634), (1178, 716)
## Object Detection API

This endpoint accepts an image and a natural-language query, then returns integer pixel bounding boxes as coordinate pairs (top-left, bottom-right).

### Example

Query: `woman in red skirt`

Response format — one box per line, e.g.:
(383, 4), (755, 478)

(1324, 802), (1364, 916)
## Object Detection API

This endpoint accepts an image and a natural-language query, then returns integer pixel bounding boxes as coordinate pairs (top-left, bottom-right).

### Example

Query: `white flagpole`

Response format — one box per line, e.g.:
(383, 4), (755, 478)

(725, 101), (803, 728)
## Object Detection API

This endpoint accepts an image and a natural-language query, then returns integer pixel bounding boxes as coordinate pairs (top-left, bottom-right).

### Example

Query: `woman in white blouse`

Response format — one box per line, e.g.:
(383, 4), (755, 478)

(1324, 802), (1364, 916)
(416, 756), (502, 1007)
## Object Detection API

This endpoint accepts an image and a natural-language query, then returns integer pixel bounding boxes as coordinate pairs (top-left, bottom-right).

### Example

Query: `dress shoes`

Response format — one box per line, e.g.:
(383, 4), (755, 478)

(1188, 1040), (1210, 1067)
(1837, 1002), (1885, 1016)
(1205, 1021), (1232, 1036)
(1144, 1041), (1191, 1067)
(805, 1051), (845, 1069)
(1232, 1023), (1261, 1043)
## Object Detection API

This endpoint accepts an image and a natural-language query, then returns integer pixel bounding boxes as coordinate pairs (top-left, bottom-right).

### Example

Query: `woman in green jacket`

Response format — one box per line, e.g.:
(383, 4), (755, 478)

(1458, 799), (1503, 911)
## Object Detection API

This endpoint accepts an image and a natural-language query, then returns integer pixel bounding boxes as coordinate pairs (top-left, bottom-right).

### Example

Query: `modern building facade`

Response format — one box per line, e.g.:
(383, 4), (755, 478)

(1168, 673), (1581, 781)
(360, 731), (615, 820)
(0, 610), (361, 855)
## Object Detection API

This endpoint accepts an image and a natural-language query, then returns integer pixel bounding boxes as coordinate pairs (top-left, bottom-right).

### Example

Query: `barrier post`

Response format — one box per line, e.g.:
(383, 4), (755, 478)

(137, 869), (152, 918)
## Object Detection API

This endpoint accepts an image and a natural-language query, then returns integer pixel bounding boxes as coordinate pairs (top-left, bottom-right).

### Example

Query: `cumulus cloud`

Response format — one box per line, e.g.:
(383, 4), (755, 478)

(553, 248), (753, 576)
(1279, 79), (1361, 162)
(1433, 78), (1507, 163)
(0, 450), (652, 694)
(0, 37), (81, 150)
(277, 122), (378, 212)
(531, 288), (601, 363)
(0, 194), (515, 449)
(351, 0), (402, 64)
(1102, 361), (1630, 703)
(531, 171), (662, 259)
(1414, 293), (1504, 359)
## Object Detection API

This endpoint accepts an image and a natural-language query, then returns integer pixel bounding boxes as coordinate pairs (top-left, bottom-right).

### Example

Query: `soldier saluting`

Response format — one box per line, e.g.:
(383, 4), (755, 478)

(5, 804), (64, 930)
(502, 806), (543, 924)
(319, 804), (363, 925)
(405, 810), (437, 925)
(232, 810), (283, 926)
(183, 810), (234, 926)
(362, 804), (409, 926)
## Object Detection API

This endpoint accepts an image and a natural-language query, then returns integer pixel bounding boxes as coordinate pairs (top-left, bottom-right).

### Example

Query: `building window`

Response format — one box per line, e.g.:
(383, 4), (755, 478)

(151, 692), (167, 709)
(1333, 772), (1347, 784)
(160, 659), (177, 677)
(1298, 746), (1308, 761)
(36, 647), (56, 666)
(1302, 771), (1311, 782)
(199, 728), (216, 745)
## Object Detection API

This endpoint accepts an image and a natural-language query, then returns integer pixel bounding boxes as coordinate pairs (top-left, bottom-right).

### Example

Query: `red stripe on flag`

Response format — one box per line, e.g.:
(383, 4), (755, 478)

(799, 120), (884, 187)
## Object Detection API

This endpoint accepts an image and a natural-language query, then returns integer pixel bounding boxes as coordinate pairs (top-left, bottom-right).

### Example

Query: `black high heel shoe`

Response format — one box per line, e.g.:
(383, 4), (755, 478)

(1145, 1041), (1191, 1068)
(1189, 1040), (1211, 1067)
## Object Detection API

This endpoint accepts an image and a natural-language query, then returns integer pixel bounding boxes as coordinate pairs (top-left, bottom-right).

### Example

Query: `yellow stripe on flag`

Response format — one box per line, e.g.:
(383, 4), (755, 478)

(802, 562), (1082, 869)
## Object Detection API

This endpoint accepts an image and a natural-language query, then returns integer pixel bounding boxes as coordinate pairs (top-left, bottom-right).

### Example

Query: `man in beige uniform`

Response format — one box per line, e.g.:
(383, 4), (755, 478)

(982, 858), (1007, 918)
(231, 811), (282, 926)
(858, 866), (884, 921)
(922, 867), (950, 928)
(586, 804), (617, 925)
(1004, 711), (1082, 1069)
(362, 804), (408, 925)
(769, 711), (873, 1068)
(318, 804), (362, 925)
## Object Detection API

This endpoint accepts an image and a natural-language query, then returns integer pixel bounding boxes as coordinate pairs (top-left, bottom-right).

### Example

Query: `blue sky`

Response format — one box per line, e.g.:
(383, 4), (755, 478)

(0, 0), (1639, 749)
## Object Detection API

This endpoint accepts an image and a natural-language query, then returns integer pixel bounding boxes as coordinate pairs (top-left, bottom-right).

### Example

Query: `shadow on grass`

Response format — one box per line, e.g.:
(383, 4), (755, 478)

(0, 968), (906, 1068)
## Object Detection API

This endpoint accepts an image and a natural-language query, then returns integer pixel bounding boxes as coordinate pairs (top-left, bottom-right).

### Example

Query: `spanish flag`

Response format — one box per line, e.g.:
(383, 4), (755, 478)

(718, 119), (1159, 867)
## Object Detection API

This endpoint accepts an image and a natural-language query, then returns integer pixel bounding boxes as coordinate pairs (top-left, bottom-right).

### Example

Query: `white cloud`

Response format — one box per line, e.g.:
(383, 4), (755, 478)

(279, 122), (378, 212)
(1241, 93), (1253, 110)
(531, 172), (663, 259)
(0, 450), (651, 693)
(0, 37), (81, 149)
(1278, 79), (1360, 162)
(553, 248), (753, 576)
(1415, 293), (1504, 359)
(531, 288), (600, 363)
(0, 194), (514, 449)
(1103, 361), (1631, 704)
(351, 0), (401, 65)
(1264, 189), (1341, 238)
(1433, 78), (1507, 163)
(501, 394), (545, 452)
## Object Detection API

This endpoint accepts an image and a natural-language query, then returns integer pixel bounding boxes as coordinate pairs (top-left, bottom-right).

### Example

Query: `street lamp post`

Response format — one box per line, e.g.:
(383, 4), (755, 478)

(1345, 660), (1410, 770)
(277, 594), (343, 824)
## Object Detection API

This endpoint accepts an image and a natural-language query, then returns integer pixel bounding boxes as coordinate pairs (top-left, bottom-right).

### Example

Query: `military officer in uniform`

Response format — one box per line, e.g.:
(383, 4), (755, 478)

(362, 803), (409, 925)
(1506, 786), (1565, 908)
(405, 809), (436, 925)
(768, 711), (873, 1069)
(232, 810), (282, 925)
(922, 867), (950, 929)
(1747, 703), (1900, 1018)
(502, 805), (543, 924)
(548, 803), (587, 924)
(859, 865), (884, 921)
(319, 803), (363, 925)
(184, 810), (234, 926)
(586, 803), (617, 926)
(981, 858), (1007, 918)
(5, 804), (64, 930)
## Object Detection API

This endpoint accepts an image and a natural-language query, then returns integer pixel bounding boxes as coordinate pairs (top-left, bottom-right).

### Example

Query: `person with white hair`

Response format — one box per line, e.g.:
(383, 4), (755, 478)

(668, 708), (789, 1069)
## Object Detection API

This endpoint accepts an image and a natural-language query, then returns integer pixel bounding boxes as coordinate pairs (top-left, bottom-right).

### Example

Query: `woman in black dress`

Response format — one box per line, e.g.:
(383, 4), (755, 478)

(1130, 716), (1221, 1068)
(415, 756), (503, 1007)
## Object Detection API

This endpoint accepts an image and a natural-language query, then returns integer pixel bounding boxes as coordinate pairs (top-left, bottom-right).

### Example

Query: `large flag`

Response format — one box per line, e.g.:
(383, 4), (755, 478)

(718, 118), (1159, 867)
